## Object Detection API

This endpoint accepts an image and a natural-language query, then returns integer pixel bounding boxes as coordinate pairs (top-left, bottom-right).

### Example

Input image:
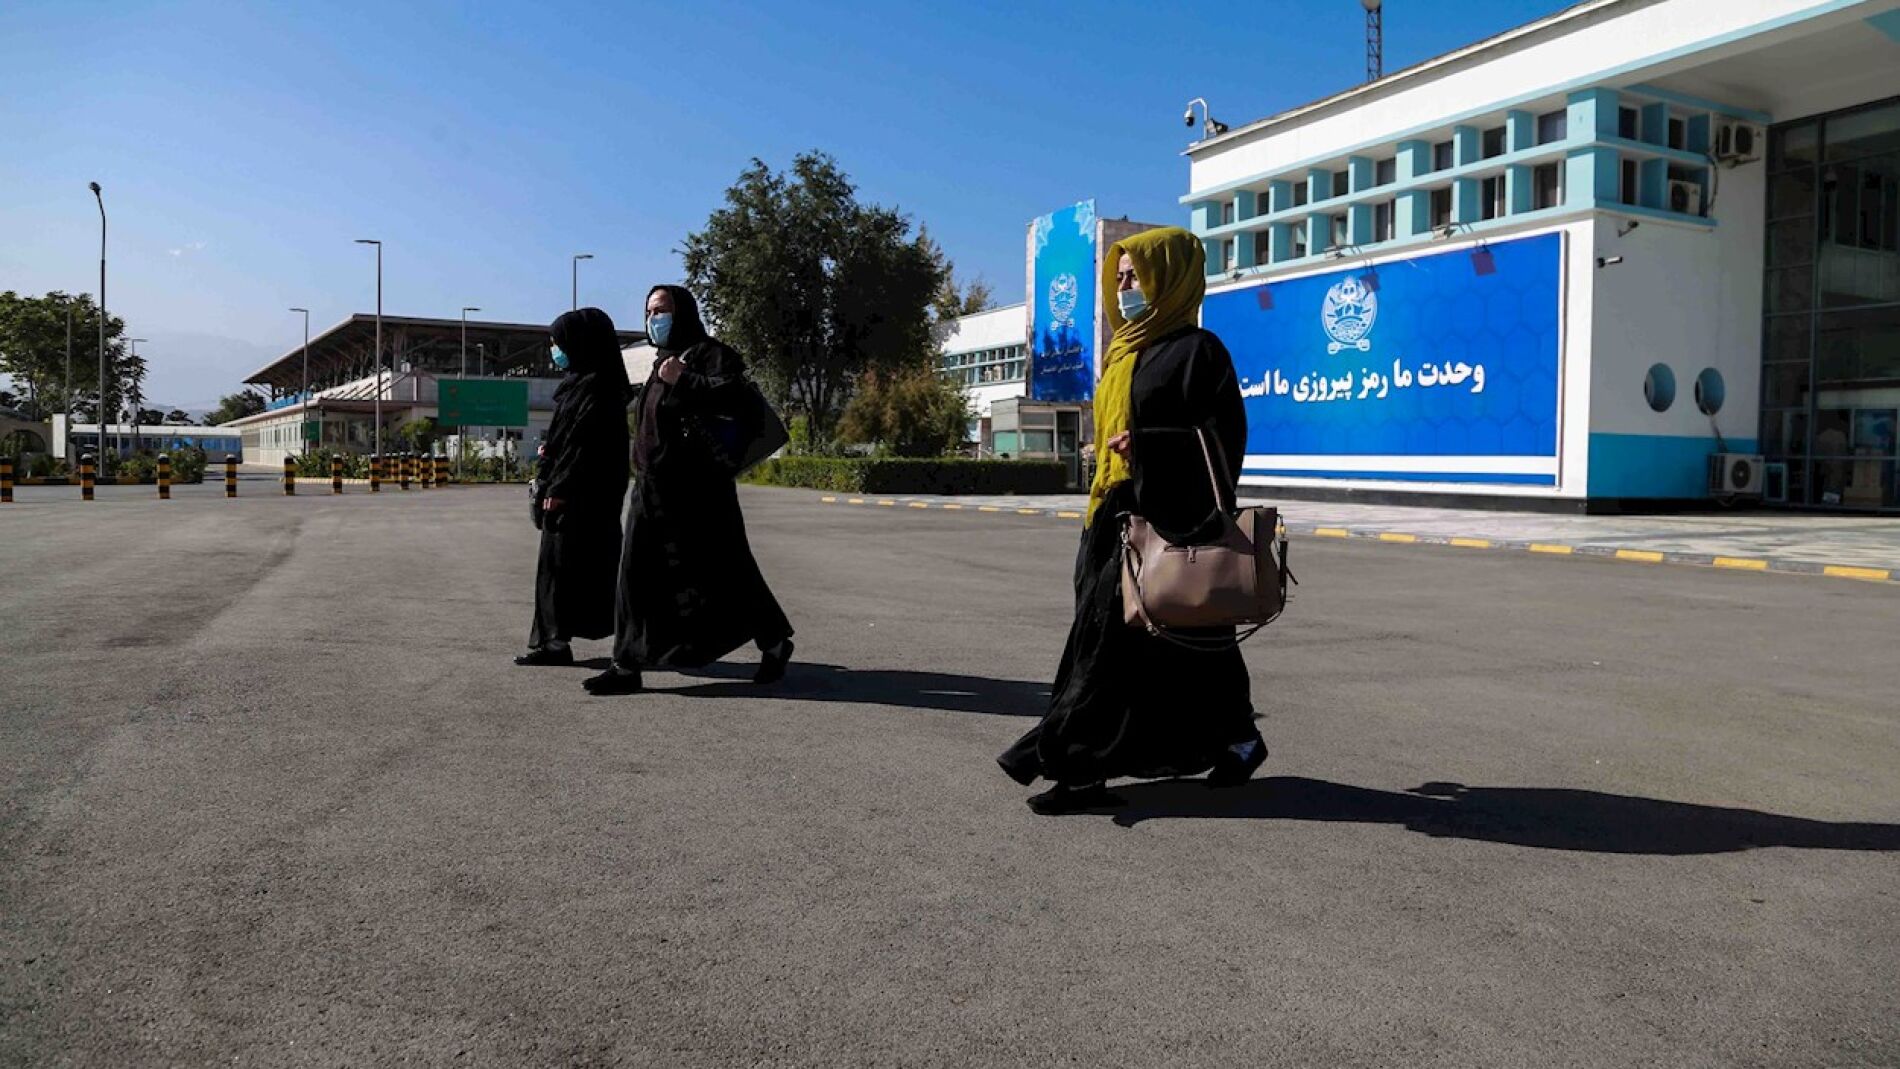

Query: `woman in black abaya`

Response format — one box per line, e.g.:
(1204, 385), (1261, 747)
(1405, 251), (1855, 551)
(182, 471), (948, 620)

(517, 307), (632, 667)
(998, 227), (1267, 813)
(583, 285), (794, 695)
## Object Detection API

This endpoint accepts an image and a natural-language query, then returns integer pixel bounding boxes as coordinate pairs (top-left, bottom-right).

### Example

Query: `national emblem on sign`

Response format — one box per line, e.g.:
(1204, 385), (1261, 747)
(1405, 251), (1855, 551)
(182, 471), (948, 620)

(1048, 272), (1080, 328)
(1322, 275), (1378, 355)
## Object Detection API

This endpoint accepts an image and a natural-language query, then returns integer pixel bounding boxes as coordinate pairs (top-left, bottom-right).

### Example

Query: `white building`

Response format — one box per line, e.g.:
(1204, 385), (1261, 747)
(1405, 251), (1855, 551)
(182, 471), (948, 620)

(936, 302), (1030, 446)
(1183, 0), (1900, 511)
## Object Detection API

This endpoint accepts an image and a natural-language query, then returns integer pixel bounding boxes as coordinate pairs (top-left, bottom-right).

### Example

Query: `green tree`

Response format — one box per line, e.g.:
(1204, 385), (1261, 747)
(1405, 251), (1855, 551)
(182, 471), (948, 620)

(163, 409), (193, 425)
(205, 390), (266, 426)
(0, 291), (127, 421)
(838, 365), (970, 457)
(680, 151), (947, 449)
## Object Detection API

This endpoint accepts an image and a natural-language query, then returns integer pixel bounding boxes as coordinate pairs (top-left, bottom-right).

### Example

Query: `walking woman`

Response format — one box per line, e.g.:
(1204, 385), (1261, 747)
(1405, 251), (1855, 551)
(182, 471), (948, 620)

(999, 227), (1266, 813)
(517, 307), (632, 667)
(584, 285), (794, 694)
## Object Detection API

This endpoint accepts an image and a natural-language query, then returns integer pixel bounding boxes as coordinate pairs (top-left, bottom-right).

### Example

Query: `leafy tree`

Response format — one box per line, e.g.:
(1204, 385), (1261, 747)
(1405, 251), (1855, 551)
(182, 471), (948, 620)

(163, 409), (193, 425)
(205, 390), (266, 426)
(0, 291), (127, 421)
(838, 365), (970, 457)
(681, 151), (946, 449)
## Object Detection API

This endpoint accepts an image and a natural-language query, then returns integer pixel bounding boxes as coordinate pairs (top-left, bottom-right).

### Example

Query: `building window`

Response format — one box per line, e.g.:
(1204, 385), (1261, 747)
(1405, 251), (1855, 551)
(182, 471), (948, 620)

(1222, 239), (1236, 269)
(1291, 227), (1308, 259)
(1482, 126), (1506, 159)
(1430, 187), (1453, 228)
(1292, 183), (1309, 208)
(1376, 157), (1397, 186)
(1668, 116), (1687, 150)
(1533, 162), (1562, 209)
(1222, 200), (1237, 226)
(1619, 107), (1640, 140)
(1330, 214), (1349, 249)
(1537, 110), (1568, 144)
(1373, 200), (1395, 242)
(1432, 140), (1454, 171)
(1481, 175), (1506, 220)
(1332, 171), (1350, 199)
(1621, 157), (1640, 205)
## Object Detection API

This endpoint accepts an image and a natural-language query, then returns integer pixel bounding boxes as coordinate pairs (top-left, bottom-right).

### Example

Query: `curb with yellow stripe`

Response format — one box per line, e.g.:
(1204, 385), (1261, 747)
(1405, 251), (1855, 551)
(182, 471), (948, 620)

(811, 494), (1896, 585)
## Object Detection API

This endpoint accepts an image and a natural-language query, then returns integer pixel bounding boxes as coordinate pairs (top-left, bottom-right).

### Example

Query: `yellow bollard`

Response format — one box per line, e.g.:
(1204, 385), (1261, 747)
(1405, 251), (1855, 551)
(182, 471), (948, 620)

(419, 450), (431, 490)
(331, 453), (343, 495)
(157, 453), (172, 500)
(224, 455), (238, 498)
(81, 453), (96, 501)
(0, 456), (13, 504)
(283, 455), (296, 496)
(370, 453), (381, 493)
(435, 454), (449, 486)
(400, 452), (411, 491)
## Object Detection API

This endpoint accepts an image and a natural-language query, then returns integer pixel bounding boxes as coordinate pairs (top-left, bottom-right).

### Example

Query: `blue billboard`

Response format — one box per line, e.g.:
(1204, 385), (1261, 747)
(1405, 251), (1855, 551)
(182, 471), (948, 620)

(1202, 232), (1563, 485)
(1029, 200), (1097, 402)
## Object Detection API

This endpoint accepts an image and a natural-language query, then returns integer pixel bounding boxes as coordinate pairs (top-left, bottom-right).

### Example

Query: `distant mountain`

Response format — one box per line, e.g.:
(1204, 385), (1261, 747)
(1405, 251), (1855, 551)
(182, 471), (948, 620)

(139, 331), (280, 413)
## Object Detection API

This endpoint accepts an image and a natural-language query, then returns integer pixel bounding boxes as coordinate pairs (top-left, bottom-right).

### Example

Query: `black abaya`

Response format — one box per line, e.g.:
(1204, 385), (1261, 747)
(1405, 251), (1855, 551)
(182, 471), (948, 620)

(611, 288), (792, 669)
(999, 325), (1260, 786)
(527, 308), (630, 648)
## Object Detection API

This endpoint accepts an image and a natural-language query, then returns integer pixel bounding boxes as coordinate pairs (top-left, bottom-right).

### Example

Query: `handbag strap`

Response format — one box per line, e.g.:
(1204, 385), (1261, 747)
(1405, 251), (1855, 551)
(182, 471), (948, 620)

(1120, 521), (1276, 651)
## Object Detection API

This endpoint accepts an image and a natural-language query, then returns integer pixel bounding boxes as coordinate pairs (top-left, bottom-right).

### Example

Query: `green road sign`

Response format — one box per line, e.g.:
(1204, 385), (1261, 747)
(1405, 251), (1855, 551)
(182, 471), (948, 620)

(438, 379), (529, 426)
(302, 420), (321, 442)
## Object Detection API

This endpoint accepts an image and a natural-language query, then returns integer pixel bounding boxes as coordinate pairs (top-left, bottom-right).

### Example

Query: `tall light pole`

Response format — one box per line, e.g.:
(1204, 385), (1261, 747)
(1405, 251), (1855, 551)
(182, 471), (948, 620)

(290, 308), (310, 449)
(1364, 0), (1384, 83)
(64, 301), (73, 447)
(572, 253), (593, 310)
(355, 239), (383, 458)
(91, 182), (107, 463)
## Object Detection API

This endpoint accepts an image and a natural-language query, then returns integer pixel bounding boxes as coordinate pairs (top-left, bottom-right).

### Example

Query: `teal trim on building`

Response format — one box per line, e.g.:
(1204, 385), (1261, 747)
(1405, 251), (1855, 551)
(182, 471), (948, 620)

(1566, 146), (1618, 206)
(1269, 180), (1293, 214)
(1686, 113), (1712, 155)
(1506, 164), (1534, 214)
(1507, 109), (1535, 153)
(1587, 434), (1759, 499)
(1453, 125), (1480, 167)
(1870, 9), (1900, 41)
(1395, 189), (1429, 237)
(1639, 101), (1669, 145)
(1453, 177), (1482, 224)
(1348, 155), (1374, 193)
(1397, 139), (1431, 181)
(1639, 157), (1668, 211)
(1624, 83), (1773, 124)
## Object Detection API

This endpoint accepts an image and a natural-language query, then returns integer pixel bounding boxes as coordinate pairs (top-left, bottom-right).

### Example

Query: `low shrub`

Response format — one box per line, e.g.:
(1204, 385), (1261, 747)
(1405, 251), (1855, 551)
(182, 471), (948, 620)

(744, 456), (1070, 495)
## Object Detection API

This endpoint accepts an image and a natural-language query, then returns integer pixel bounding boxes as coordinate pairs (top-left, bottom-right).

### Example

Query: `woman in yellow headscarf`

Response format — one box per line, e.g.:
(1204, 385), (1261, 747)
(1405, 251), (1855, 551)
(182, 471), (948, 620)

(999, 227), (1266, 814)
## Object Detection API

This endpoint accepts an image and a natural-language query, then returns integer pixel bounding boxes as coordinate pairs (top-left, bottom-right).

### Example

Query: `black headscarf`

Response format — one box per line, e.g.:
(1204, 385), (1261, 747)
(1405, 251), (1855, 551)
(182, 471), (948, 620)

(646, 285), (710, 355)
(541, 307), (631, 493)
(550, 307), (631, 400)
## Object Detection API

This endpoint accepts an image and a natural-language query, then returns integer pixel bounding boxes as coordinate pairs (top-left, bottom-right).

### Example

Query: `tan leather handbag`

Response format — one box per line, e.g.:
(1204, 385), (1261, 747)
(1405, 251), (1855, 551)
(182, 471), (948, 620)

(1120, 428), (1293, 648)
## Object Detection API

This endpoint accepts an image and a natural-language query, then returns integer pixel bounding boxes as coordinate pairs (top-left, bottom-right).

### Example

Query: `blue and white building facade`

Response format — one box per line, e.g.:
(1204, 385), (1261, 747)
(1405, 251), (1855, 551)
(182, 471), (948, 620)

(1186, 0), (1900, 510)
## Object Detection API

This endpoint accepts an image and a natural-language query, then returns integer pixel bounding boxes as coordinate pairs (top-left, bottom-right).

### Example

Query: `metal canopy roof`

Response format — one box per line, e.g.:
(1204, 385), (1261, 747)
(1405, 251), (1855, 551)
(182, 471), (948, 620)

(244, 314), (645, 392)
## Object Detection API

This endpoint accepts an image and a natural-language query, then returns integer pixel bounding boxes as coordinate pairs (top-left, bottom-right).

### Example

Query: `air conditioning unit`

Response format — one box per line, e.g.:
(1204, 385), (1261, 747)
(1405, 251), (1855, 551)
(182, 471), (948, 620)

(1714, 122), (1763, 165)
(1708, 453), (1765, 497)
(1669, 179), (1705, 217)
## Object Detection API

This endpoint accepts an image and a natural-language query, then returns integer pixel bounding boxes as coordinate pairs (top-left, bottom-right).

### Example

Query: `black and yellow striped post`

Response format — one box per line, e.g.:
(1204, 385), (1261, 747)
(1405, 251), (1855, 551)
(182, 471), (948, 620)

(80, 453), (96, 501)
(399, 452), (412, 491)
(0, 456), (13, 504)
(434, 453), (449, 486)
(157, 453), (172, 500)
(224, 454), (238, 497)
(283, 455), (296, 496)
(331, 453), (343, 495)
(419, 450), (431, 490)
(369, 453), (381, 493)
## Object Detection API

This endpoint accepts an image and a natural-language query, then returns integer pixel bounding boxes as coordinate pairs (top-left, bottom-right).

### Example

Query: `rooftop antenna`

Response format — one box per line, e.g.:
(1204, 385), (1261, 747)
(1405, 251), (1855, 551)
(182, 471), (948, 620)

(1364, 0), (1384, 82)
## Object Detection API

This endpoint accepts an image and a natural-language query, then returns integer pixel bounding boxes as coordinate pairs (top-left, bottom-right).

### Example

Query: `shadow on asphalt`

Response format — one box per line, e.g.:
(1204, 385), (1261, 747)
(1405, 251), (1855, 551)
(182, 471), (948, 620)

(1097, 776), (1900, 854)
(642, 661), (1051, 718)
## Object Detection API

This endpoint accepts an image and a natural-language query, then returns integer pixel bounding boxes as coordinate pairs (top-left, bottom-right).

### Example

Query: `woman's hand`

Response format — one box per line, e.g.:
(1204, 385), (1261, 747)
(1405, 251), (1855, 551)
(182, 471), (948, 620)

(1107, 431), (1132, 459)
(658, 356), (685, 385)
(542, 496), (564, 512)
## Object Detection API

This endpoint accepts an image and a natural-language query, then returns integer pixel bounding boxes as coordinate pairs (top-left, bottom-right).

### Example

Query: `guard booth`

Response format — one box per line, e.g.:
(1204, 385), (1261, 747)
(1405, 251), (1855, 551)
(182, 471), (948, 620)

(990, 397), (1092, 488)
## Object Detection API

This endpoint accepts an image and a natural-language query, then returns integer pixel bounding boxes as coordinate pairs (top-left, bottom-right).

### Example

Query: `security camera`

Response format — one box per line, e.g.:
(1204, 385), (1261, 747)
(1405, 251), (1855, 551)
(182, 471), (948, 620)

(1184, 107), (1196, 128)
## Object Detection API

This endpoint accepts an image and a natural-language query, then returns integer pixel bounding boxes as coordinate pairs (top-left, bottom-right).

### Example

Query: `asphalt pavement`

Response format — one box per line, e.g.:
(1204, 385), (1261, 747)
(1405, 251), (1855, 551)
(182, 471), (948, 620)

(2, 485), (1896, 1067)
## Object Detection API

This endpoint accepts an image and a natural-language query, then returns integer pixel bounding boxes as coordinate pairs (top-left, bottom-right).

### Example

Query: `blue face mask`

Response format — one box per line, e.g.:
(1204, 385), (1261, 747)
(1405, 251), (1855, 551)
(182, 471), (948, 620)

(647, 312), (674, 348)
(1117, 287), (1148, 322)
(550, 345), (570, 371)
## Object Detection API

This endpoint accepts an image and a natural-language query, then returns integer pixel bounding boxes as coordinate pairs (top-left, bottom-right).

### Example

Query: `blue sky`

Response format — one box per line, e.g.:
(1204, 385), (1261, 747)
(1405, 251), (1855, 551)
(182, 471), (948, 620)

(1, 0), (1567, 409)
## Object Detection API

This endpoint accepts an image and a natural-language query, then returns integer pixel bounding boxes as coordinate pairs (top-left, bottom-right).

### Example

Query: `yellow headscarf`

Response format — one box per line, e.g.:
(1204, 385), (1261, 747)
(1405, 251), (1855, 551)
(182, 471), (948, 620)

(1086, 226), (1207, 525)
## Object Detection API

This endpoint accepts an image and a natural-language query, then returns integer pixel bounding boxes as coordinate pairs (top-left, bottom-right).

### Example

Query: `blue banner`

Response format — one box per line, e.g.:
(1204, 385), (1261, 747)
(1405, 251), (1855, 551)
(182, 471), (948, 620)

(1202, 232), (1563, 485)
(1029, 200), (1097, 402)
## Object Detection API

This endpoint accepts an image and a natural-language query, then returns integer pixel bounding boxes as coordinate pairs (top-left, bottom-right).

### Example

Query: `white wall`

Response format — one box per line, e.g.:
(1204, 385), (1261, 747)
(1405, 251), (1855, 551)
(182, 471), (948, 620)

(1188, 0), (1885, 195)
(941, 304), (1027, 351)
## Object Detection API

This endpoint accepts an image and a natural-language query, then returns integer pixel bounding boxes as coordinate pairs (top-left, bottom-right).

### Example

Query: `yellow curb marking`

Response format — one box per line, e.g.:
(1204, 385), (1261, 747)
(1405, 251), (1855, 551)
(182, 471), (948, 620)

(1450, 538), (1492, 549)
(876, 500), (897, 507)
(820, 496), (838, 503)
(1529, 543), (1575, 555)
(1823, 565), (1891, 582)
(1379, 532), (1418, 543)
(907, 502), (930, 509)
(1713, 557), (1769, 571)
(1313, 527), (1351, 538)
(941, 504), (963, 510)
(1016, 508), (1041, 515)
(847, 498), (866, 504)
(978, 506), (1002, 512)
(1615, 549), (1665, 563)
(1056, 511), (1083, 519)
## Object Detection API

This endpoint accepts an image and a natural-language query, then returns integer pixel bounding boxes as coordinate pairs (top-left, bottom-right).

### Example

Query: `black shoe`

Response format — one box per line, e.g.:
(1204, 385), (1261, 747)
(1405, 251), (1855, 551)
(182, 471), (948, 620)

(753, 638), (794, 684)
(514, 647), (573, 667)
(1027, 782), (1124, 815)
(583, 667), (644, 695)
(1207, 739), (1268, 788)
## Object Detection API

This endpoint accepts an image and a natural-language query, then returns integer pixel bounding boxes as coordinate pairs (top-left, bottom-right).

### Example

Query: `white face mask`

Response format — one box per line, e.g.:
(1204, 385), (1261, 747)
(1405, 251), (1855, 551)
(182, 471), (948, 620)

(1117, 287), (1149, 322)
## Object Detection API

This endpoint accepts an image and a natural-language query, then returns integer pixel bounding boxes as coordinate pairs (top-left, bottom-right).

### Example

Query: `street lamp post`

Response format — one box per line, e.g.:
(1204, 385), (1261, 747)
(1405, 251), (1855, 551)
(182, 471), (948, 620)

(64, 302), (73, 449)
(572, 253), (593, 310)
(90, 182), (106, 464)
(355, 240), (383, 459)
(459, 306), (480, 478)
(125, 337), (148, 455)
(290, 308), (310, 449)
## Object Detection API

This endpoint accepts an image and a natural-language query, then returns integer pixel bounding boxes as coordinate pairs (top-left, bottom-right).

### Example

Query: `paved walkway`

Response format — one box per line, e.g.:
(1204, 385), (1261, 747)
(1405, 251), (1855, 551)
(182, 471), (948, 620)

(808, 491), (1900, 583)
